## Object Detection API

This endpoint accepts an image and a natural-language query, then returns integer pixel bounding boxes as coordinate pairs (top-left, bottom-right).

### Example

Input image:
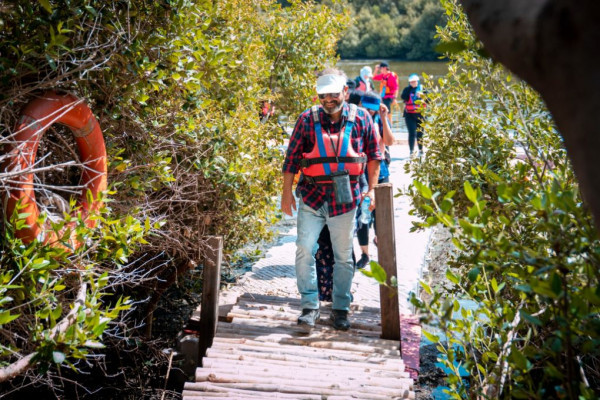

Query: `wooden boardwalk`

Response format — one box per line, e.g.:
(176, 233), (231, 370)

(182, 292), (415, 399)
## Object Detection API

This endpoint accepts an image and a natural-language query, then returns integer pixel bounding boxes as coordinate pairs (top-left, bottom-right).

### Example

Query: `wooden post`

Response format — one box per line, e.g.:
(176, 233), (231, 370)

(198, 236), (223, 361)
(374, 183), (401, 342)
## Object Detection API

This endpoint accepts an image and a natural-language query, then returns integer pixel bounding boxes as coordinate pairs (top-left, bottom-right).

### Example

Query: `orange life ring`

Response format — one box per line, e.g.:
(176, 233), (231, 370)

(4, 91), (107, 248)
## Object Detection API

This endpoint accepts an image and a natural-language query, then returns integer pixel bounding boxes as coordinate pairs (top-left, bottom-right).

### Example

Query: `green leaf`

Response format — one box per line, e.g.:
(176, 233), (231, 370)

(520, 310), (542, 326)
(491, 278), (498, 293)
(446, 269), (459, 284)
(551, 273), (562, 295)
(31, 258), (51, 270)
(464, 181), (477, 203)
(0, 311), (20, 325)
(51, 306), (61, 320)
(509, 348), (531, 371)
(467, 267), (480, 282)
(38, 0), (53, 13)
(422, 329), (440, 343)
(420, 280), (432, 295)
(414, 180), (433, 200)
(368, 261), (387, 284)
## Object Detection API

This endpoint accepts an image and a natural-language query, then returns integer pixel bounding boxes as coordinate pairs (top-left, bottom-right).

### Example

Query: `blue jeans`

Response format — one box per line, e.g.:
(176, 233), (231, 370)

(296, 199), (357, 311)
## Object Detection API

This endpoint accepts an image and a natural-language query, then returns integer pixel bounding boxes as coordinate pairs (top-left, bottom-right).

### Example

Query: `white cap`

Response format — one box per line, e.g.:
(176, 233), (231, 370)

(316, 74), (347, 94)
(360, 66), (373, 79)
(408, 74), (420, 82)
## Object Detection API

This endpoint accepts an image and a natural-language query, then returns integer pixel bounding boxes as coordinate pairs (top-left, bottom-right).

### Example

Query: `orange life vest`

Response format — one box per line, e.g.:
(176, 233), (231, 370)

(300, 104), (366, 184)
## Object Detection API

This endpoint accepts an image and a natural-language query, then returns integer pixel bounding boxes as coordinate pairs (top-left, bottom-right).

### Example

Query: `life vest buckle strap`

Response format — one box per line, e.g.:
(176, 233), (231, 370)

(302, 174), (361, 184)
(300, 156), (367, 168)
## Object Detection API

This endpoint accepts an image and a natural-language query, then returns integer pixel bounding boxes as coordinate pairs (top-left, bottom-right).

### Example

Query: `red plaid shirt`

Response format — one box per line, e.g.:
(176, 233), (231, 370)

(282, 103), (382, 217)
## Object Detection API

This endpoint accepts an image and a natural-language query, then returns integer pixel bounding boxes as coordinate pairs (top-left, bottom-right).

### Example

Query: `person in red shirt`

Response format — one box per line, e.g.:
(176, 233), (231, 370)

(373, 62), (399, 124)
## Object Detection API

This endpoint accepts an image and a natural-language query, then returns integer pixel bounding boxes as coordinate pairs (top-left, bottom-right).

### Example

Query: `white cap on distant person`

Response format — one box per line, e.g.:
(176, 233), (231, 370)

(316, 74), (347, 94)
(408, 73), (420, 82)
(360, 66), (373, 80)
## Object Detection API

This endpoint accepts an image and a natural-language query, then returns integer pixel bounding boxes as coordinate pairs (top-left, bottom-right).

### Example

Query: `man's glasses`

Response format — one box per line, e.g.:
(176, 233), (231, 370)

(318, 92), (341, 100)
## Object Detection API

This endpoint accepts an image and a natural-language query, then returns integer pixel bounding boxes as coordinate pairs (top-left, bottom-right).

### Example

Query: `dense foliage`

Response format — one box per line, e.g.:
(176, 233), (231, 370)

(405, 0), (600, 398)
(0, 0), (347, 397)
(336, 0), (445, 60)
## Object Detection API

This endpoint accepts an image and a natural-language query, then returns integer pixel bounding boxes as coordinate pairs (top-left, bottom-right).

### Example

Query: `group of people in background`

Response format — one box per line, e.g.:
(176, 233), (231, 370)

(353, 62), (427, 157)
(281, 63), (428, 332)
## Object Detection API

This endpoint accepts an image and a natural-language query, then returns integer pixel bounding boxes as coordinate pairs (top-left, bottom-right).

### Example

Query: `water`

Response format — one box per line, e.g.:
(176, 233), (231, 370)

(337, 59), (448, 84)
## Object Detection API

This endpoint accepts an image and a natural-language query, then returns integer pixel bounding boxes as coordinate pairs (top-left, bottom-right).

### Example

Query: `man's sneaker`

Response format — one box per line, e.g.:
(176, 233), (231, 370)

(330, 309), (350, 331)
(297, 309), (320, 330)
(356, 253), (370, 269)
(418, 150), (424, 157)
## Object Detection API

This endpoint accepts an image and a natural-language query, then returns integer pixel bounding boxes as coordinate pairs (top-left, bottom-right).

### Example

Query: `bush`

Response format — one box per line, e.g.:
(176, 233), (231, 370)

(0, 0), (347, 396)
(406, 0), (600, 398)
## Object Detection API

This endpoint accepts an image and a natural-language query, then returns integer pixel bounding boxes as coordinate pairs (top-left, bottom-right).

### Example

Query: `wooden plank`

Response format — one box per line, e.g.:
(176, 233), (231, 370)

(204, 348), (404, 369)
(374, 183), (401, 341)
(237, 293), (381, 313)
(200, 363), (410, 380)
(211, 336), (399, 354)
(227, 307), (383, 332)
(196, 369), (414, 389)
(194, 370), (413, 391)
(182, 387), (321, 399)
(212, 326), (400, 351)
(199, 236), (223, 359)
(206, 351), (402, 370)
(216, 318), (384, 340)
(183, 381), (414, 399)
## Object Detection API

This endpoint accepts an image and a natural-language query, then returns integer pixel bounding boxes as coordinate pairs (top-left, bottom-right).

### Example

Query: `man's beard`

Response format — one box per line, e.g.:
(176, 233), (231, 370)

(322, 100), (344, 115)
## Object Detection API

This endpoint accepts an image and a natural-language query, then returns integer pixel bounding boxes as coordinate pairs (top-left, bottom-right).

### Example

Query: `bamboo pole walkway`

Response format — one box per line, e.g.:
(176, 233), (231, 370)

(182, 292), (415, 400)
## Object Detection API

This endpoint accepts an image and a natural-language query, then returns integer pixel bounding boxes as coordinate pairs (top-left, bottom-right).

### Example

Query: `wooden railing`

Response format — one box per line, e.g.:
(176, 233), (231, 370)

(375, 183), (401, 344)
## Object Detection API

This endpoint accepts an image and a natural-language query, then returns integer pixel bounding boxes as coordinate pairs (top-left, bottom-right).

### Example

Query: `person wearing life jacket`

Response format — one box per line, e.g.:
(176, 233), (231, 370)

(354, 66), (374, 92)
(353, 91), (395, 270)
(281, 68), (382, 331)
(401, 73), (427, 157)
(373, 62), (399, 120)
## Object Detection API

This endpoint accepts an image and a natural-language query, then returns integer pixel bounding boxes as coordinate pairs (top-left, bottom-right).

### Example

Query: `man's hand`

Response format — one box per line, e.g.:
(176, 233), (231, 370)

(281, 189), (297, 216)
(281, 172), (297, 216)
(362, 190), (376, 211)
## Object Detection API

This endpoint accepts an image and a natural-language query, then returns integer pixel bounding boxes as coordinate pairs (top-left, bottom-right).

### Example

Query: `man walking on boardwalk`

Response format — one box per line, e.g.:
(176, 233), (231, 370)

(281, 67), (382, 331)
